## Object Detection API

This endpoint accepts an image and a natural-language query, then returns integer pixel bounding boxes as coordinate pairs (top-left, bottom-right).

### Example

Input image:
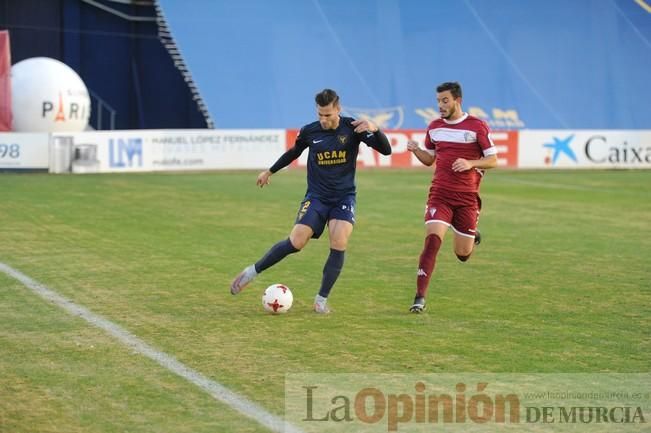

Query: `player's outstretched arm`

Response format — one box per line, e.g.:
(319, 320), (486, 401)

(258, 140), (308, 188)
(407, 140), (435, 166)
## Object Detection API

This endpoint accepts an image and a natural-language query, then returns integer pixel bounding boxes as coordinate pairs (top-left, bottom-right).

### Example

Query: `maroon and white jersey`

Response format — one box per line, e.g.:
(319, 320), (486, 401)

(424, 113), (496, 193)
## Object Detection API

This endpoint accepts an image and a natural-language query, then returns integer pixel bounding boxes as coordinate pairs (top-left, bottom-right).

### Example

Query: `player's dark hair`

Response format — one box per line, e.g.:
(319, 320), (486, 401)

(436, 82), (462, 99)
(315, 89), (340, 107)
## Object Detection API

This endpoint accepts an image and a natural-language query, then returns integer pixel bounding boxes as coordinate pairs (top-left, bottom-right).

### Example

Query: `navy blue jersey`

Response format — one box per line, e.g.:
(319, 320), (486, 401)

(270, 116), (391, 203)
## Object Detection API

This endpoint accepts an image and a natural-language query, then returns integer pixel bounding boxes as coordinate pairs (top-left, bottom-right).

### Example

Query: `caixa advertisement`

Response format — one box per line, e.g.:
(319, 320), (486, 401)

(518, 131), (651, 169)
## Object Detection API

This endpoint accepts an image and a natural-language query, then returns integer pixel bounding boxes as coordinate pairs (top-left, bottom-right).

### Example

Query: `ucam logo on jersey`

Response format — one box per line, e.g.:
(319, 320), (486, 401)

(285, 129), (421, 168)
(518, 130), (651, 168)
(285, 129), (519, 168)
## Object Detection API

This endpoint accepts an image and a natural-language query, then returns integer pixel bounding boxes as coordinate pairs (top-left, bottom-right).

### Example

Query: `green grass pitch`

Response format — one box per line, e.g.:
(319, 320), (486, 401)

(1, 169), (649, 432)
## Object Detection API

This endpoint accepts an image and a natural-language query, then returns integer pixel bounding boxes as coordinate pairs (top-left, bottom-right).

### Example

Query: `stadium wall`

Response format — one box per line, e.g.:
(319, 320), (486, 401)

(2, 130), (650, 171)
(158, 0), (651, 130)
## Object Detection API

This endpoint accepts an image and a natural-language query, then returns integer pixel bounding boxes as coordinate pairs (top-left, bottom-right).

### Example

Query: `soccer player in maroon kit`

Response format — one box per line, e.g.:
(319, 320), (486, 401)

(407, 82), (497, 313)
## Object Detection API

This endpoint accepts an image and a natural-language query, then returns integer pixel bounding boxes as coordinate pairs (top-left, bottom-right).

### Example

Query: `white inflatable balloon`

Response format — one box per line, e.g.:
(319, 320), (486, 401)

(11, 57), (91, 132)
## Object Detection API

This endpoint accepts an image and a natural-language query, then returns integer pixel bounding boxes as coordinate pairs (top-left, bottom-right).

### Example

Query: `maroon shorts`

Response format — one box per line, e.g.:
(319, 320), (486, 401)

(424, 190), (482, 239)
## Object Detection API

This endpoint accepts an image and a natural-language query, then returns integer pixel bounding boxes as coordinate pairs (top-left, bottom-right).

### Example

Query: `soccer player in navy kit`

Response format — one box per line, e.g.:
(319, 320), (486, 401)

(231, 89), (392, 313)
(407, 82), (497, 313)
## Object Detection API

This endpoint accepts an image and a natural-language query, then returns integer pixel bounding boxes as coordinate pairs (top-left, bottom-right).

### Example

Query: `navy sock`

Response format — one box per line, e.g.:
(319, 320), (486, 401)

(318, 249), (345, 298)
(255, 239), (299, 273)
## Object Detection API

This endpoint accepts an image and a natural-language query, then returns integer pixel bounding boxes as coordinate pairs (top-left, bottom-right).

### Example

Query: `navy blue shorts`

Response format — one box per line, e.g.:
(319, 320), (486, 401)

(294, 196), (356, 239)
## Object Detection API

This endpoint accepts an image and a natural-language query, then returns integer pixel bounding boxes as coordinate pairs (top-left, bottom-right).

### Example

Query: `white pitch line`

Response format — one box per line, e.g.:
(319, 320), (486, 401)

(0, 262), (305, 433)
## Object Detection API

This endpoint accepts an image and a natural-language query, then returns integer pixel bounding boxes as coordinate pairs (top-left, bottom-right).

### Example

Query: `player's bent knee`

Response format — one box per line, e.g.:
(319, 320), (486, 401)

(454, 243), (474, 259)
(289, 236), (308, 250)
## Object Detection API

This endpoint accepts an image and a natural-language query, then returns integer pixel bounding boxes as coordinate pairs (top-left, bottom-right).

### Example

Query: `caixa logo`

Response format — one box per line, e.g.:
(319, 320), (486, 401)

(109, 138), (143, 168)
(585, 136), (651, 164)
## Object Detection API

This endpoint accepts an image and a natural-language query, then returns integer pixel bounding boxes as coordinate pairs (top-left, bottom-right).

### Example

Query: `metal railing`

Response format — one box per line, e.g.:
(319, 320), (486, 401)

(89, 90), (117, 130)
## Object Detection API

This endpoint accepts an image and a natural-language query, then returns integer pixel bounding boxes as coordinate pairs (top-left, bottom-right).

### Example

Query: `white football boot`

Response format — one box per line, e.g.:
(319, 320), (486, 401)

(230, 265), (257, 295)
(313, 294), (331, 314)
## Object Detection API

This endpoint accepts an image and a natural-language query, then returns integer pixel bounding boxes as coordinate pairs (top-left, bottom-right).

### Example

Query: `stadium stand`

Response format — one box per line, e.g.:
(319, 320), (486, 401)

(1, 0), (649, 130)
(159, 0), (651, 130)
(0, 0), (212, 129)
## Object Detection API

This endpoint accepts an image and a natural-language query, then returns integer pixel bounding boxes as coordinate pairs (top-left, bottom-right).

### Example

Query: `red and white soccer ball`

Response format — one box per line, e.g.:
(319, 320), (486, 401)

(262, 284), (293, 314)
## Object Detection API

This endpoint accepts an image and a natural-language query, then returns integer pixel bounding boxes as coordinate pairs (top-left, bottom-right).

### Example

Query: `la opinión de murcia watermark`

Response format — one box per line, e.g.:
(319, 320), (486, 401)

(301, 382), (646, 432)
